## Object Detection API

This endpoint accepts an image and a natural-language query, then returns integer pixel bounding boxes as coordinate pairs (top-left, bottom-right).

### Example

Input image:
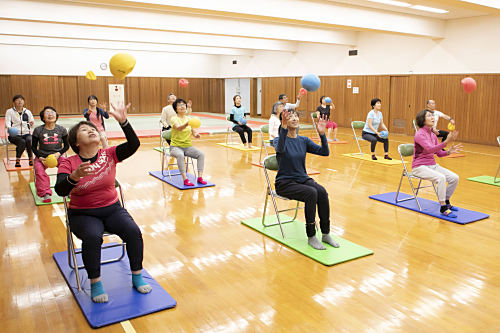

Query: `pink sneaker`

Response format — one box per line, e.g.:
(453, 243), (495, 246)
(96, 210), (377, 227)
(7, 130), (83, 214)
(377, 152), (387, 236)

(183, 179), (194, 186)
(42, 195), (52, 203)
(197, 177), (207, 185)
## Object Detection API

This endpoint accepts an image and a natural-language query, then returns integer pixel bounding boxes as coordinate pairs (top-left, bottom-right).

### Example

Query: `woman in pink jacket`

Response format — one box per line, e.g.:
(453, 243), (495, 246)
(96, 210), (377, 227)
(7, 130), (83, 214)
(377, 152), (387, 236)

(412, 109), (462, 218)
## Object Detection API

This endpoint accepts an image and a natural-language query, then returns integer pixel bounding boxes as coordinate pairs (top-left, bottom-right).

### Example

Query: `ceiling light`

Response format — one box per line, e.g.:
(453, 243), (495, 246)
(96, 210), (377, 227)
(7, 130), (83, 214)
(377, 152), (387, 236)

(460, 0), (500, 9)
(366, 0), (411, 7)
(411, 5), (449, 13)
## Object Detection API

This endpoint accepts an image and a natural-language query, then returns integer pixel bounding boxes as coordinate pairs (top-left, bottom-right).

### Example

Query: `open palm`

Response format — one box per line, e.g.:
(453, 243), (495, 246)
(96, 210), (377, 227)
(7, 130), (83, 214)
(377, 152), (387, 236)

(316, 115), (327, 136)
(110, 102), (131, 124)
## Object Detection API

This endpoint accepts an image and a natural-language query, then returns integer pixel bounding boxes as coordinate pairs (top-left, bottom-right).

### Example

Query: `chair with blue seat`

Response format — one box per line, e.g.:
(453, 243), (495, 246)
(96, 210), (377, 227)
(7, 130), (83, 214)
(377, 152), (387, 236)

(395, 144), (439, 211)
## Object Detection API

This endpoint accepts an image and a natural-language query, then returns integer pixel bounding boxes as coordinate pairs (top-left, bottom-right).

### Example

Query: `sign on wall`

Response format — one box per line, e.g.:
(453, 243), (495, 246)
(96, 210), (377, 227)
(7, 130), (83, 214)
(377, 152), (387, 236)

(109, 84), (125, 109)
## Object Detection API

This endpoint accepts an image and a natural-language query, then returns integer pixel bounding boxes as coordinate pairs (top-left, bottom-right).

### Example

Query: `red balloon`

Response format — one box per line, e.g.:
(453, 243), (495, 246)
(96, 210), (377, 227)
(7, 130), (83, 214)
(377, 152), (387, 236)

(299, 88), (307, 95)
(179, 78), (189, 88)
(461, 77), (476, 93)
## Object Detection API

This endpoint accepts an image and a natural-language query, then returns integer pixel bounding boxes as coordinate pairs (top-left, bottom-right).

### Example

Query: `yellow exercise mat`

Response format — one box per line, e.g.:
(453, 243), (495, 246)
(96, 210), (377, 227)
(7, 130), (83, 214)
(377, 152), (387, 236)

(341, 153), (405, 165)
(216, 143), (260, 151)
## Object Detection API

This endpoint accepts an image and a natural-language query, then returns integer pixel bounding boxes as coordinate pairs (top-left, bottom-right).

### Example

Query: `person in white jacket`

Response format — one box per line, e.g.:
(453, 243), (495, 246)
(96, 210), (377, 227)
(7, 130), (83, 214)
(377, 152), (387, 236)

(5, 94), (35, 167)
(269, 102), (284, 142)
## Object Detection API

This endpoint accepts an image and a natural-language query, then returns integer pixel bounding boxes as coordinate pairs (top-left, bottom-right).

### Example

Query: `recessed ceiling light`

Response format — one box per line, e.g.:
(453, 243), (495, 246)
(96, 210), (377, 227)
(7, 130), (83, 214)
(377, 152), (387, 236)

(411, 5), (449, 13)
(460, 0), (500, 9)
(366, 0), (411, 7)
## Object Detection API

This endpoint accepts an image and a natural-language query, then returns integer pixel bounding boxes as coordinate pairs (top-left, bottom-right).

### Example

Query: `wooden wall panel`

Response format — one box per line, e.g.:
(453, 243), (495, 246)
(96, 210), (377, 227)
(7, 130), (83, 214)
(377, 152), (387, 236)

(261, 77), (296, 119)
(0, 75), (13, 116)
(389, 76), (410, 134)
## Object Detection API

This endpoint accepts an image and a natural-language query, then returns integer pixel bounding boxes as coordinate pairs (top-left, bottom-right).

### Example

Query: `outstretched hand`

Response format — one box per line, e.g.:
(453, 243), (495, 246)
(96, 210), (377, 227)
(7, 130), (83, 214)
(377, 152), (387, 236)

(281, 110), (290, 129)
(110, 102), (131, 124)
(448, 143), (462, 155)
(316, 114), (328, 136)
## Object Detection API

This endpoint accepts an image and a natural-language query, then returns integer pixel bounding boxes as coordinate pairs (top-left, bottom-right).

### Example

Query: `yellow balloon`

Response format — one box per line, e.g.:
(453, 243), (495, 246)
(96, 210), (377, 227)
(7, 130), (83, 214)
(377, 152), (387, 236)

(44, 154), (58, 168)
(85, 70), (97, 80)
(447, 123), (455, 131)
(109, 53), (136, 80)
(188, 116), (201, 129)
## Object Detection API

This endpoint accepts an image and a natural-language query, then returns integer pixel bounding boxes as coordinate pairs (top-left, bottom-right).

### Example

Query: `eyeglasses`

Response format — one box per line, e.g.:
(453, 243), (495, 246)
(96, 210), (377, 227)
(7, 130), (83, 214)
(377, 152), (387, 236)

(45, 110), (56, 114)
(177, 103), (186, 107)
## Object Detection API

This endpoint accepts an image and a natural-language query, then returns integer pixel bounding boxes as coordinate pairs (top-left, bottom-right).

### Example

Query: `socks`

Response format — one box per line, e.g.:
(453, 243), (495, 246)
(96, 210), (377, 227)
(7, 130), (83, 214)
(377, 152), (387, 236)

(184, 178), (194, 186)
(308, 236), (326, 250)
(445, 200), (458, 211)
(197, 177), (207, 185)
(42, 194), (51, 203)
(384, 155), (392, 160)
(440, 205), (457, 218)
(132, 273), (152, 294)
(322, 234), (340, 248)
(90, 281), (108, 303)
(371, 155), (377, 160)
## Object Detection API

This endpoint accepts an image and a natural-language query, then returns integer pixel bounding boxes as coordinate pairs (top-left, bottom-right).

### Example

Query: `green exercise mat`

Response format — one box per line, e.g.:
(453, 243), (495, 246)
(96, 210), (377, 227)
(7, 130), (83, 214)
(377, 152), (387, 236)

(467, 175), (500, 187)
(241, 215), (373, 266)
(29, 182), (65, 205)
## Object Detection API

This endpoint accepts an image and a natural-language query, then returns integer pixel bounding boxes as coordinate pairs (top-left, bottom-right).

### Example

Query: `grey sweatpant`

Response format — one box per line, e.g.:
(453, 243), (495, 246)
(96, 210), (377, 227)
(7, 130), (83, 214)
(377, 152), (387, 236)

(170, 146), (204, 175)
(412, 164), (459, 202)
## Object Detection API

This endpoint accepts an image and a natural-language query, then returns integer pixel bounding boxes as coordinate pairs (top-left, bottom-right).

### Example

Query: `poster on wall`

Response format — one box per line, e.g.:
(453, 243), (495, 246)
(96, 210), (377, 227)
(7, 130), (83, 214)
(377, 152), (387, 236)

(353, 87), (359, 94)
(109, 84), (125, 109)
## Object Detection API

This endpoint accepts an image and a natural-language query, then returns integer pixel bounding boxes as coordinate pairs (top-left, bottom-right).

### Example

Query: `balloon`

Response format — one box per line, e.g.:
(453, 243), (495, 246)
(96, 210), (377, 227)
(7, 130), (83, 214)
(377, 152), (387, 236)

(447, 123), (455, 131)
(179, 78), (189, 87)
(8, 127), (19, 137)
(85, 70), (97, 80)
(188, 116), (201, 128)
(461, 77), (476, 93)
(44, 154), (58, 168)
(325, 97), (332, 103)
(240, 118), (247, 125)
(300, 74), (321, 92)
(109, 53), (136, 80)
(299, 88), (307, 95)
(380, 130), (389, 139)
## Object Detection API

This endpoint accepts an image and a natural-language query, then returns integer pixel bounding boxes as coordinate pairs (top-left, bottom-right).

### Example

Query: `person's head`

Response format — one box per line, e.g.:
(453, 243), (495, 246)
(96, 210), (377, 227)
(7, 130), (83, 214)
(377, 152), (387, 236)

(13, 94), (25, 108)
(279, 109), (299, 129)
(416, 109), (434, 129)
(319, 96), (326, 105)
(68, 121), (100, 154)
(279, 94), (288, 103)
(173, 98), (187, 114)
(167, 93), (176, 104)
(233, 95), (241, 106)
(426, 99), (436, 111)
(88, 95), (98, 107)
(39, 106), (59, 124)
(371, 98), (382, 110)
(271, 102), (284, 115)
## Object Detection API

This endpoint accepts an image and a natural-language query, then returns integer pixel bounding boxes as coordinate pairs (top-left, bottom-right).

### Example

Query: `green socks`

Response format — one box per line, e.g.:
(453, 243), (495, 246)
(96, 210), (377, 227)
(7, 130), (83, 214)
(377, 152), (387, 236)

(132, 273), (152, 294)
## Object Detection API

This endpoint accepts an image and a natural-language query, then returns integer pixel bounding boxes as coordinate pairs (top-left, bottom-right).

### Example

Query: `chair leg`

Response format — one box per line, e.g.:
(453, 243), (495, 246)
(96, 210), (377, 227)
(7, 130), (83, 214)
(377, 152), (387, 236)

(395, 172), (405, 202)
(495, 164), (500, 183)
(352, 127), (363, 155)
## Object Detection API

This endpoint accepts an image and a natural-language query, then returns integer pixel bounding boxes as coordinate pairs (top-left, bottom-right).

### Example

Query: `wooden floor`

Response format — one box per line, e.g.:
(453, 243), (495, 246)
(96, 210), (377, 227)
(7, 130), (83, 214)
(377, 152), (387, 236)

(1, 127), (499, 332)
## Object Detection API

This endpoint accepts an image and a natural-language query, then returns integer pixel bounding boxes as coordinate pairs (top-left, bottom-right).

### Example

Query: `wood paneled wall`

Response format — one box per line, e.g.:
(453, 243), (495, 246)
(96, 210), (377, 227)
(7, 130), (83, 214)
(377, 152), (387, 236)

(261, 74), (500, 146)
(0, 75), (225, 117)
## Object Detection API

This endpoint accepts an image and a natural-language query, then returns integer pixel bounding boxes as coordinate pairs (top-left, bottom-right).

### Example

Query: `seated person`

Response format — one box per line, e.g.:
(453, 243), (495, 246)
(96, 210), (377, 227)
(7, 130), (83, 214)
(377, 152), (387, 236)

(5, 94), (35, 167)
(362, 98), (392, 160)
(230, 95), (253, 148)
(269, 102), (284, 145)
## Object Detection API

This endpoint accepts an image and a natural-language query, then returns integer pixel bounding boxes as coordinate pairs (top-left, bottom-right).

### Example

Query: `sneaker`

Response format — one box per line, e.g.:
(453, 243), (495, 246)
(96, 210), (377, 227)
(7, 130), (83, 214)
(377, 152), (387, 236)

(183, 179), (194, 186)
(333, 138), (338, 141)
(15, 161), (21, 167)
(42, 195), (52, 203)
(371, 155), (377, 160)
(447, 204), (458, 211)
(197, 177), (207, 185)
(29, 159), (33, 166)
(384, 155), (392, 160)
(441, 209), (457, 218)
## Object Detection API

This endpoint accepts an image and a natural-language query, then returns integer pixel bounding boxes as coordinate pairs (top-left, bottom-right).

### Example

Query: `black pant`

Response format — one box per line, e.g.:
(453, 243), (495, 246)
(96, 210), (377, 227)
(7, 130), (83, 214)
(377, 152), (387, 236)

(362, 131), (389, 153)
(437, 130), (448, 142)
(68, 201), (144, 279)
(8, 134), (33, 159)
(275, 178), (330, 237)
(233, 125), (252, 144)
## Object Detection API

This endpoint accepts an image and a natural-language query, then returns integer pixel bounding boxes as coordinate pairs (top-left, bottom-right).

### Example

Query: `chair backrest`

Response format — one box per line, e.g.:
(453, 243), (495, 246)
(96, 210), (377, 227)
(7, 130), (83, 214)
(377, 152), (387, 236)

(497, 136), (500, 146)
(311, 112), (318, 119)
(412, 119), (418, 132)
(260, 124), (269, 133)
(227, 115), (231, 121)
(351, 121), (365, 129)
(162, 130), (172, 141)
(263, 154), (278, 171)
(398, 143), (414, 157)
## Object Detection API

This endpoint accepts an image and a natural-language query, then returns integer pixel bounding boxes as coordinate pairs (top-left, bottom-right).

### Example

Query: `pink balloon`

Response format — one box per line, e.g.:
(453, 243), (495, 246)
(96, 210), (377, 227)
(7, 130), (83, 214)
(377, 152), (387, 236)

(299, 88), (307, 95)
(179, 78), (189, 88)
(461, 77), (476, 93)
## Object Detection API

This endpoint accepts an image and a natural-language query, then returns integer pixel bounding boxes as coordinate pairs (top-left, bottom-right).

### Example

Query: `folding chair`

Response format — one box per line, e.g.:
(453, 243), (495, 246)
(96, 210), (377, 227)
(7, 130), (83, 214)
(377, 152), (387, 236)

(65, 179), (126, 292)
(351, 121), (368, 155)
(261, 155), (303, 238)
(395, 144), (438, 211)
(3, 127), (25, 164)
(160, 130), (196, 180)
(258, 124), (274, 164)
(225, 115), (238, 145)
(311, 112), (321, 140)
(495, 136), (500, 183)
(412, 119), (418, 132)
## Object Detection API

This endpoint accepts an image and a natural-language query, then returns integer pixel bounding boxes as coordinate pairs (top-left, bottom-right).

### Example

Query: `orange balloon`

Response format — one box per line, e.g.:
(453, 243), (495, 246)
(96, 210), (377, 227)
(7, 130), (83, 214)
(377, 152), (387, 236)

(179, 78), (189, 87)
(461, 77), (476, 93)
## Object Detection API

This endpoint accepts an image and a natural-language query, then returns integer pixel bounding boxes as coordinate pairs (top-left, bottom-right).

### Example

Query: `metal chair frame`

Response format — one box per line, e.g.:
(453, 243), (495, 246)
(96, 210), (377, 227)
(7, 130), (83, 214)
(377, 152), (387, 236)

(495, 136), (500, 183)
(412, 119), (418, 133)
(225, 115), (239, 145)
(258, 125), (274, 165)
(351, 120), (368, 155)
(160, 127), (196, 181)
(3, 126), (30, 164)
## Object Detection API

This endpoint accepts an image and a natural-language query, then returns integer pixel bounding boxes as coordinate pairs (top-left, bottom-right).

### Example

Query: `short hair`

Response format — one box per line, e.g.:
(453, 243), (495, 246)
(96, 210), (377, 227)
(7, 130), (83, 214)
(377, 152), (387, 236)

(271, 102), (282, 115)
(39, 106), (59, 123)
(319, 96), (326, 104)
(415, 109), (431, 128)
(88, 95), (98, 103)
(168, 93), (175, 98)
(279, 109), (298, 121)
(426, 99), (433, 105)
(371, 98), (381, 108)
(278, 94), (286, 101)
(233, 95), (241, 106)
(13, 94), (24, 102)
(172, 98), (187, 113)
(68, 121), (98, 154)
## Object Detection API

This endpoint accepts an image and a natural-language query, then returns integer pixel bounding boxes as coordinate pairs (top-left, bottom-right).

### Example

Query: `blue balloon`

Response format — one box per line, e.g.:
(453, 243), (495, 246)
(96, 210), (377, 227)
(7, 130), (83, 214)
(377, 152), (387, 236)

(325, 97), (332, 103)
(380, 130), (389, 139)
(301, 74), (321, 92)
(240, 118), (247, 125)
(8, 127), (19, 137)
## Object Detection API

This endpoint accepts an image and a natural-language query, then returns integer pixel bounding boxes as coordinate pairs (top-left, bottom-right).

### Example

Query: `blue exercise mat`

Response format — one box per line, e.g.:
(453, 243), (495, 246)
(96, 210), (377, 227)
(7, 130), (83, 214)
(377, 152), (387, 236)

(149, 170), (215, 190)
(53, 246), (176, 328)
(369, 192), (489, 225)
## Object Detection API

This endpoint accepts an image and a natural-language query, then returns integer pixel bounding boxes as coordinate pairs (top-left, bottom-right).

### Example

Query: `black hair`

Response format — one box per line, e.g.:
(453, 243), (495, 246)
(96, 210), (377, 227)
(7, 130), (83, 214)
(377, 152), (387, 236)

(426, 100), (432, 105)
(172, 98), (187, 113)
(278, 94), (286, 101)
(415, 109), (431, 129)
(68, 121), (99, 154)
(88, 95), (98, 103)
(233, 95), (241, 106)
(271, 102), (282, 115)
(371, 98), (381, 108)
(39, 106), (59, 123)
(279, 109), (298, 121)
(13, 94), (24, 102)
(319, 96), (326, 104)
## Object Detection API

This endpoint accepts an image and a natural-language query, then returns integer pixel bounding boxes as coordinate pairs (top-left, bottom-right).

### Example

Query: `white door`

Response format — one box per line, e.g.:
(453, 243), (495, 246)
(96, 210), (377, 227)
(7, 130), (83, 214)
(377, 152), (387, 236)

(225, 78), (250, 116)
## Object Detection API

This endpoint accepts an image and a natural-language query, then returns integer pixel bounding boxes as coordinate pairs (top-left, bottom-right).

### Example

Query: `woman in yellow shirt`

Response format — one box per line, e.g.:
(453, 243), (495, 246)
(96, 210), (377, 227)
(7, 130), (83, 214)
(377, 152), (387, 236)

(170, 99), (207, 186)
